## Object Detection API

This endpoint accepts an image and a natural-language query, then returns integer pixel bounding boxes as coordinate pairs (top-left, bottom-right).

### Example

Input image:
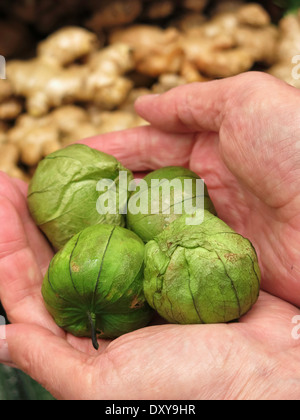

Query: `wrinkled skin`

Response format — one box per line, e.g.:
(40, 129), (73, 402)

(0, 73), (300, 400)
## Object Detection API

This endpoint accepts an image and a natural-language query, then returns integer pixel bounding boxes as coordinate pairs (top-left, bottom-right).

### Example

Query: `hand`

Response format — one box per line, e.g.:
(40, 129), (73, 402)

(87, 71), (300, 307)
(0, 72), (299, 400)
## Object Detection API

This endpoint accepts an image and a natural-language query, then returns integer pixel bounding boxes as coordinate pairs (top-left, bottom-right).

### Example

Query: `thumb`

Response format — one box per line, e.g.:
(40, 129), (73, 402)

(4, 324), (98, 400)
(134, 72), (285, 134)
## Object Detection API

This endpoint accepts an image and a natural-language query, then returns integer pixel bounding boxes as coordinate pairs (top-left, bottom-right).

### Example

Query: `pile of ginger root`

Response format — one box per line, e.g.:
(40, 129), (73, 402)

(0, 28), (149, 179)
(0, 0), (299, 182)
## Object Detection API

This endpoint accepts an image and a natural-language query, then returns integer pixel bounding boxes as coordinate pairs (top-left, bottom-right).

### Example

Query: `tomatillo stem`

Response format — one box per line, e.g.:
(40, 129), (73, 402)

(87, 312), (99, 350)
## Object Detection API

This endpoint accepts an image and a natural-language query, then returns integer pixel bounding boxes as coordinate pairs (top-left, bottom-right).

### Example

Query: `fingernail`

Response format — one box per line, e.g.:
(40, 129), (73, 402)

(135, 94), (161, 105)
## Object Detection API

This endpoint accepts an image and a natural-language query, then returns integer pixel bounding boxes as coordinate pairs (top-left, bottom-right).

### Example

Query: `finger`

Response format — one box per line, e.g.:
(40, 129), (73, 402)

(134, 72), (279, 134)
(237, 291), (300, 351)
(0, 196), (57, 330)
(11, 177), (28, 197)
(0, 172), (53, 275)
(80, 125), (195, 171)
(189, 132), (244, 227)
(135, 79), (229, 133)
(5, 324), (101, 400)
(190, 131), (231, 191)
(0, 173), (27, 211)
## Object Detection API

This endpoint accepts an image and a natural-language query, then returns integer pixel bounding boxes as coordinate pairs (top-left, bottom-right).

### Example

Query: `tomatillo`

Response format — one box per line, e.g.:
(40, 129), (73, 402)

(28, 144), (133, 249)
(42, 224), (153, 349)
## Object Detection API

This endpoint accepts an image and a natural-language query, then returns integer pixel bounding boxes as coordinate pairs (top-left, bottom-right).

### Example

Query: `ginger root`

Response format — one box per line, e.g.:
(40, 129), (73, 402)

(7, 113), (61, 166)
(109, 4), (278, 80)
(119, 88), (152, 113)
(268, 11), (300, 88)
(0, 80), (13, 103)
(7, 105), (98, 165)
(95, 110), (148, 135)
(181, 3), (278, 78)
(1, 4), (298, 184)
(6, 103), (148, 166)
(143, 0), (175, 20)
(0, 80), (23, 121)
(109, 25), (183, 77)
(5, 0), (85, 33)
(0, 143), (28, 181)
(37, 26), (99, 66)
(0, 98), (23, 121)
(85, 43), (135, 109)
(152, 73), (189, 94)
(2, 25), (148, 176)
(86, 0), (142, 31)
(7, 59), (86, 117)
(0, 122), (8, 145)
(7, 28), (135, 116)
(182, 0), (208, 13)
(211, 0), (245, 15)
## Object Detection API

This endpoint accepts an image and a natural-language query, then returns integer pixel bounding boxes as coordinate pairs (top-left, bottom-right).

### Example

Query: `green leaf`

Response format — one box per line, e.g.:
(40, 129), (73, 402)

(272, 0), (300, 14)
(0, 365), (55, 401)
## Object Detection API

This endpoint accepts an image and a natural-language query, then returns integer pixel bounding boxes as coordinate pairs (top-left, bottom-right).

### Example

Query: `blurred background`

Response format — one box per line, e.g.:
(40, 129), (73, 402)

(0, 0), (299, 400)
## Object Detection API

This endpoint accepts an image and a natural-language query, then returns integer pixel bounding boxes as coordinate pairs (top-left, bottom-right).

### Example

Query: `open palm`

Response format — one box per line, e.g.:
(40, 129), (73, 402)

(0, 72), (299, 400)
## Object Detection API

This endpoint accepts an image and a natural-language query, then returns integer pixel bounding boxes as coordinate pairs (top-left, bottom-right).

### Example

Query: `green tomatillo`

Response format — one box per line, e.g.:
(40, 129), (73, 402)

(144, 210), (261, 325)
(42, 224), (153, 349)
(28, 144), (133, 250)
(126, 166), (216, 242)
